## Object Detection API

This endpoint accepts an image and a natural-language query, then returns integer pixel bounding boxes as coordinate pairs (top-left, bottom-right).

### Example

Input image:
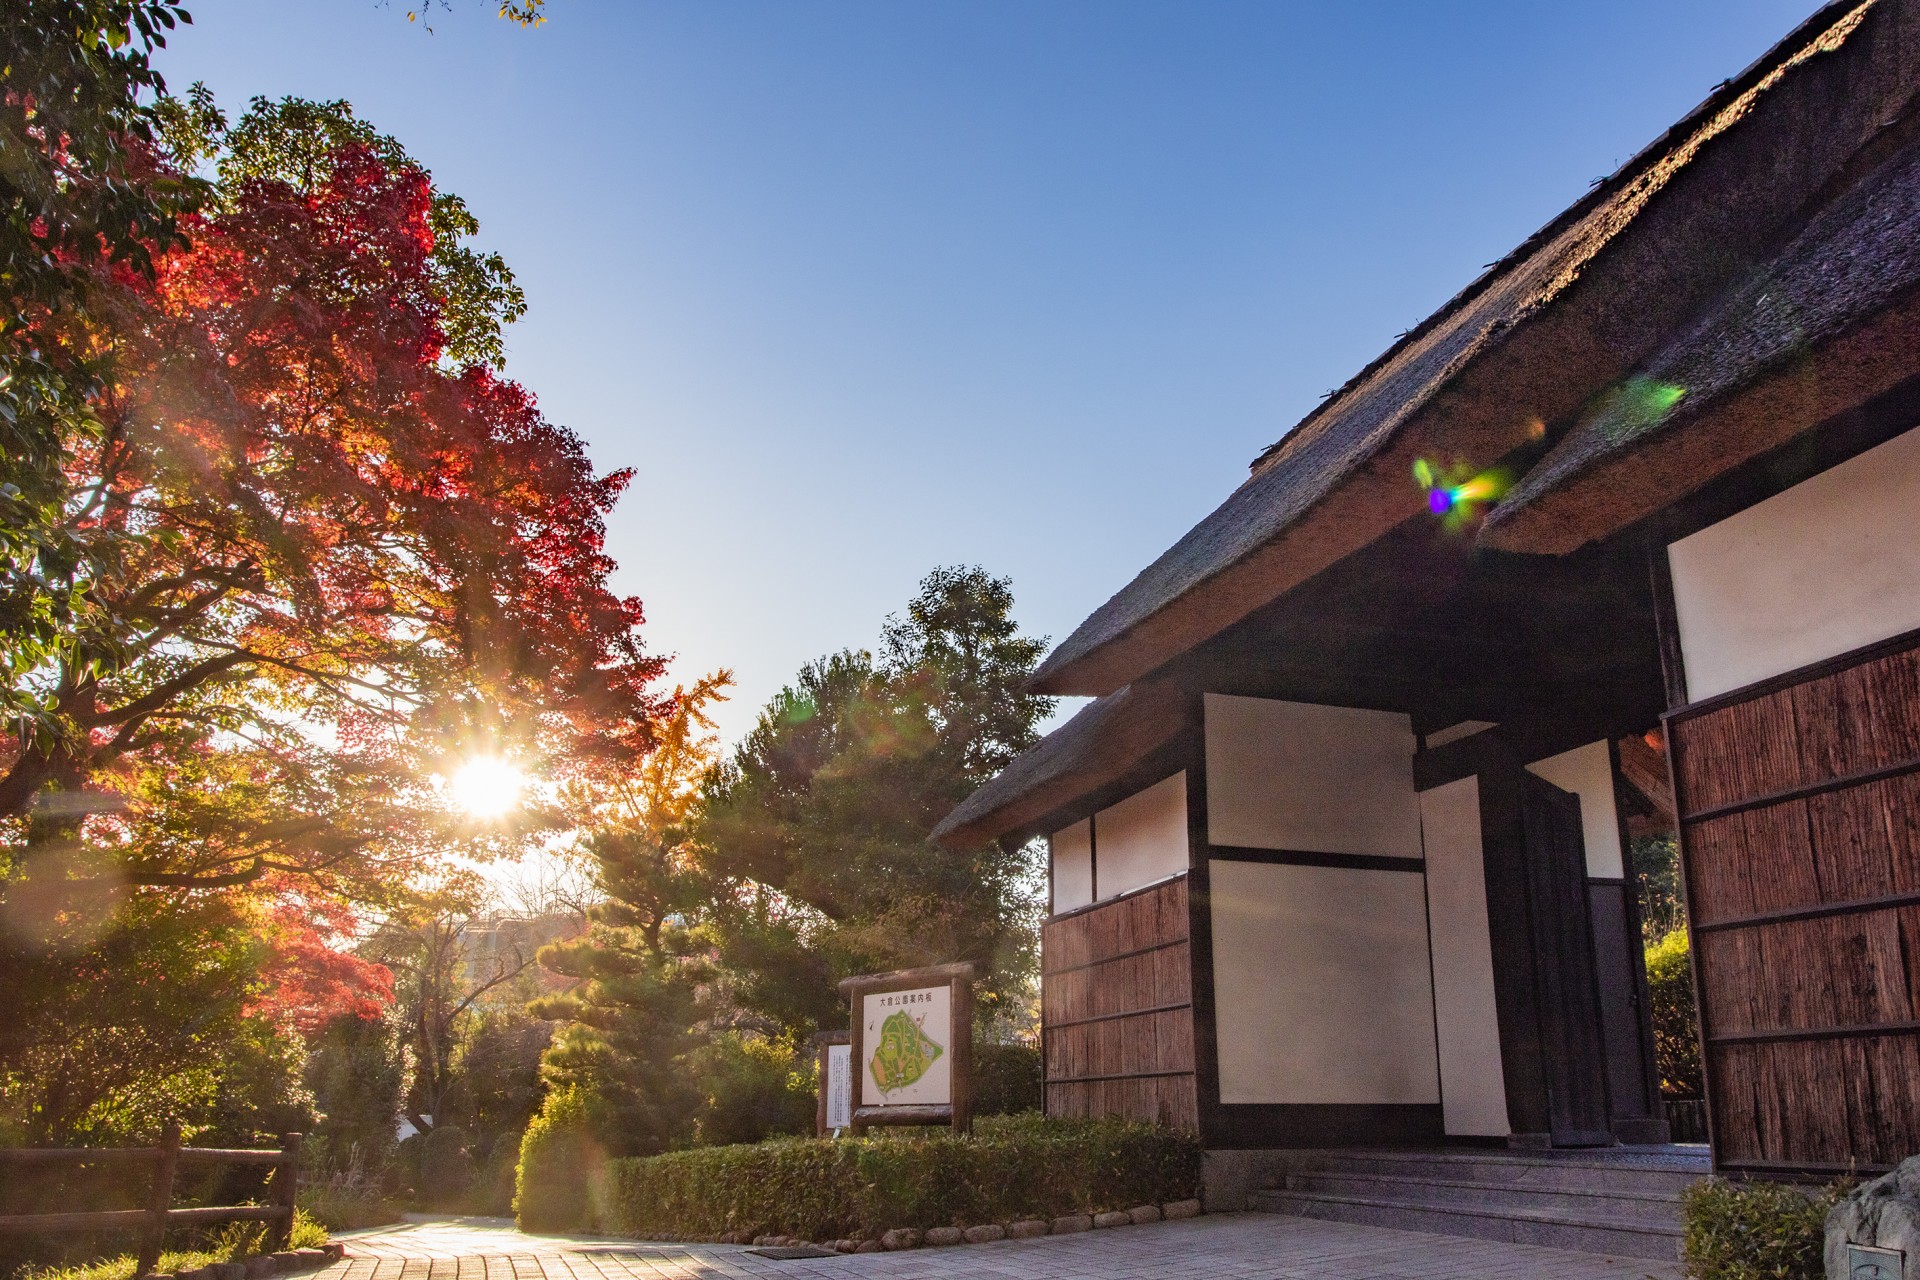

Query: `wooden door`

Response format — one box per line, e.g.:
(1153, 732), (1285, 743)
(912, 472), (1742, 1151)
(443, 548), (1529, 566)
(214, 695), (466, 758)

(1519, 771), (1615, 1147)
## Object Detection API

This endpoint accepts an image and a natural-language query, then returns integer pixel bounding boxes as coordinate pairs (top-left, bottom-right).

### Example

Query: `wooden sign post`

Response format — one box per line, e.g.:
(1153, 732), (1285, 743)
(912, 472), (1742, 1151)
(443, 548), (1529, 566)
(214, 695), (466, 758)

(837, 962), (975, 1135)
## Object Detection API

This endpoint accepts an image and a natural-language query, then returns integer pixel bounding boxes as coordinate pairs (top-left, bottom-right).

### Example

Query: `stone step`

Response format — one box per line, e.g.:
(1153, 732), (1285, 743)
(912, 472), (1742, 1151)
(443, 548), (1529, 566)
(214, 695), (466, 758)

(1282, 1169), (1685, 1227)
(1274, 1147), (1707, 1196)
(1248, 1186), (1683, 1262)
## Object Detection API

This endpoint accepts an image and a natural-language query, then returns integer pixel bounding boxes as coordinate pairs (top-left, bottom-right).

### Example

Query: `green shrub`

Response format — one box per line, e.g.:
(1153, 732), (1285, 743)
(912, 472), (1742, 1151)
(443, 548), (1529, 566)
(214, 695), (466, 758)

(972, 1044), (1042, 1116)
(691, 1035), (815, 1148)
(288, 1209), (330, 1250)
(418, 1125), (472, 1207)
(9, 1210), (328, 1280)
(1647, 929), (1703, 1098)
(1680, 1177), (1844, 1280)
(515, 1087), (607, 1233)
(462, 1143), (521, 1217)
(590, 1113), (1199, 1241)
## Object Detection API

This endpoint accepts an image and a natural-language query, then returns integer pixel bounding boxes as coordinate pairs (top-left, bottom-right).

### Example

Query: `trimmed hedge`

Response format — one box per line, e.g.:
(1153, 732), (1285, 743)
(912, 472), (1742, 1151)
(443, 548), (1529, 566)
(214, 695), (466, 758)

(588, 1114), (1199, 1241)
(1680, 1177), (1844, 1280)
(515, 1087), (606, 1232)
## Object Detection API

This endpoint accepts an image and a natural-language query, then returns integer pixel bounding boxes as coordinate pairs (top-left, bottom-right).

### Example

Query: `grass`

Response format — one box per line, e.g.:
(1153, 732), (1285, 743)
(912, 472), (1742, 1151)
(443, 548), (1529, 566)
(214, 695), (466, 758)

(10, 1211), (329, 1280)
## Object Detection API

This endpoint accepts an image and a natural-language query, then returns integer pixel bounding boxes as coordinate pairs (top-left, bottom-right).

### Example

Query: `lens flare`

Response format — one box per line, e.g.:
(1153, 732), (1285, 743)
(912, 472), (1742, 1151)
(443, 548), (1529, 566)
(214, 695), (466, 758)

(448, 756), (526, 819)
(1413, 458), (1512, 530)
(1595, 377), (1688, 443)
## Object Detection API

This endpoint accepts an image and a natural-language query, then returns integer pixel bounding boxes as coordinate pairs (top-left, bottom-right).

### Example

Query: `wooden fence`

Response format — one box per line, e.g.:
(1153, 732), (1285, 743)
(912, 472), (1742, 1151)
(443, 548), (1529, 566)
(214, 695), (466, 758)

(1668, 625), (1920, 1176)
(0, 1127), (301, 1277)
(1041, 875), (1197, 1130)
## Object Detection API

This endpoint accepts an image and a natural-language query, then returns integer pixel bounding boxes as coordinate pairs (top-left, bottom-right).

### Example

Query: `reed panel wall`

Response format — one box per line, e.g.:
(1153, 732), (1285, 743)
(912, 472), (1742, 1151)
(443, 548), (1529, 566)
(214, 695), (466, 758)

(1670, 627), (1920, 1175)
(1040, 875), (1197, 1131)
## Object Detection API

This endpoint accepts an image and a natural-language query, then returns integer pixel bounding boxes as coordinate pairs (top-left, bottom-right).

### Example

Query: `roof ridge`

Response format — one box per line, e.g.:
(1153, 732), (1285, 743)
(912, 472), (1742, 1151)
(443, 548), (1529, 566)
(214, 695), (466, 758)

(1244, 0), (1880, 482)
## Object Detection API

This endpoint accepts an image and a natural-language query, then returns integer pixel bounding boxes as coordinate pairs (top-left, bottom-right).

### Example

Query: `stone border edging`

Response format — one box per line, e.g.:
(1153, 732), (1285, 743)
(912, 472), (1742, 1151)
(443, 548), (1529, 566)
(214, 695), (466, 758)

(154, 1241), (346, 1280)
(739, 1199), (1203, 1254)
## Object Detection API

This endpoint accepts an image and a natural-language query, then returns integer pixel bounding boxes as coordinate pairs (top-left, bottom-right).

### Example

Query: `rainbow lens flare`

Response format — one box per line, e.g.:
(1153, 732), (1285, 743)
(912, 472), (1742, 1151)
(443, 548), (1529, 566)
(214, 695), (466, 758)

(1413, 457), (1512, 530)
(1595, 377), (1687, 443)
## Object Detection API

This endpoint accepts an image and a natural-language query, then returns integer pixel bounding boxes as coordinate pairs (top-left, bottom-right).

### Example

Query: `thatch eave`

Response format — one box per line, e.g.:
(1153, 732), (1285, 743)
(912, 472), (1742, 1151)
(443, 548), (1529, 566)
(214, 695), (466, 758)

(928, 681), (1189, 850)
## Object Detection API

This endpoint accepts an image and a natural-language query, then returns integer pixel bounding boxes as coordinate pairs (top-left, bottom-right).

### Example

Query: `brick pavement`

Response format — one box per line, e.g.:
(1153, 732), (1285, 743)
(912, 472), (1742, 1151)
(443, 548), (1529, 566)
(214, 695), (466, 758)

(331, 1213), (1682, 1279)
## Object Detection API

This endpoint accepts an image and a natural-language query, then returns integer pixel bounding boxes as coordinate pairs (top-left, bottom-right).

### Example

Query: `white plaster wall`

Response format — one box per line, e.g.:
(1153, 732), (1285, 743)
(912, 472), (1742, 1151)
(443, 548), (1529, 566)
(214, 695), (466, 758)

(1669, 423), (1920, 701)
(1050, 819), (1093, 914)
(1418, 777), (1511, 1136)
(1093, 772), (1188, 899)
(1210, 860), (1441, 1105)
(1525, 741), (1625, 879)
(1204, 694), (1423, 857)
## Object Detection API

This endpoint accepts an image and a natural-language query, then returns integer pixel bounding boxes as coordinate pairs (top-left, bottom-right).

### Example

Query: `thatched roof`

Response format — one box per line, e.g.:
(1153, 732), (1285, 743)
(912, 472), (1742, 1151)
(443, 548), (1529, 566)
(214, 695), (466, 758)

(928, 680), (1187, 849)
(942, 0), (1920, 847)
(1482, 132), (1920, 551)
(1031, 0), (1916, 698)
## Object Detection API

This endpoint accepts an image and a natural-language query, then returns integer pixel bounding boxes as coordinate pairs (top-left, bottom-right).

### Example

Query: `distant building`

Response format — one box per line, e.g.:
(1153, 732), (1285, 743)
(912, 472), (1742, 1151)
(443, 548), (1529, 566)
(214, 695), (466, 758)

(938, 0), (1920, 1190)
(457, 912), (583, 1007)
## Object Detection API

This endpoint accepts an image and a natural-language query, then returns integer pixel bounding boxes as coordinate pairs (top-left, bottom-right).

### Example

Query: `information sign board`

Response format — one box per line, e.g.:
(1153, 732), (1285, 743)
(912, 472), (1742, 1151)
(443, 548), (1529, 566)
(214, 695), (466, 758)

(860, 984), (952, 1106)
(825, 1042), (852, 1130)
(835, 962), (976, 1134)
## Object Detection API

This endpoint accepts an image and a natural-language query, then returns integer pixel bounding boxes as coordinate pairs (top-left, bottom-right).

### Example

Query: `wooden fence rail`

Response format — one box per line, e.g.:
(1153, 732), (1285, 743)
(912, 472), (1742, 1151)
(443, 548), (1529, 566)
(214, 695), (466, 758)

(0, 1126), (301, 1278)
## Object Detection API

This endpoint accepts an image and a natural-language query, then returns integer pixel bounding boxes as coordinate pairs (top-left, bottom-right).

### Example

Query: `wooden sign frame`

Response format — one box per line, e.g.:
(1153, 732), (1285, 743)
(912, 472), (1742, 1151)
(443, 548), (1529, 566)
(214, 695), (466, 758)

(837, 961), (976, 1134)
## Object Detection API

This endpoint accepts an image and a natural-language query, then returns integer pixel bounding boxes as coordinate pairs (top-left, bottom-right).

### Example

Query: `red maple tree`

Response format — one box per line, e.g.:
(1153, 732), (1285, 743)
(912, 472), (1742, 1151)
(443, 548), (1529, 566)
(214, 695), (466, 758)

(4, 133), (669, 896)
(249, 893), (396, 1035)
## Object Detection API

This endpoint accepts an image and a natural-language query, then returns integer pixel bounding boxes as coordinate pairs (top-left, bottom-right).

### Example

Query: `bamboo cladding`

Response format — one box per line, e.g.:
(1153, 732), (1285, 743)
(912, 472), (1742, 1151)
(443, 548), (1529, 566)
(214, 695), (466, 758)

(1669, 629), (1920, 1174)
(1041, 876), (1197, 1131)
(1672, 636), (1920, 816)
(1709, 1035), (1920, 1170)
(1046, 1074), (1200, 1131)
(1043, 876), (1191, 970)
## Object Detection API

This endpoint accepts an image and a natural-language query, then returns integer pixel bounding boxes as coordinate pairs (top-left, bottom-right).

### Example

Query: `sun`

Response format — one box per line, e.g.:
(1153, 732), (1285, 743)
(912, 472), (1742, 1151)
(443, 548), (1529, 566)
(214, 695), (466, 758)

(447, 756), (527, 819)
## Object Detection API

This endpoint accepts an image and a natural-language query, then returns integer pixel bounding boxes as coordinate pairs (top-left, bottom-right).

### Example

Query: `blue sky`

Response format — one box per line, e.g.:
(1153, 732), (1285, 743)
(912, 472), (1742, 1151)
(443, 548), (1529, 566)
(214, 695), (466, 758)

(157, 0), (1815, 742)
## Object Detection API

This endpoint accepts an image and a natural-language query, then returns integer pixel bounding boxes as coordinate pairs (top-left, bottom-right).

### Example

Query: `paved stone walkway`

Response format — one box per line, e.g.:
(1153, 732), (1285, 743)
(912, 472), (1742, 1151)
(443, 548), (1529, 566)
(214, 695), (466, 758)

(331, 1213), (1681, 1279)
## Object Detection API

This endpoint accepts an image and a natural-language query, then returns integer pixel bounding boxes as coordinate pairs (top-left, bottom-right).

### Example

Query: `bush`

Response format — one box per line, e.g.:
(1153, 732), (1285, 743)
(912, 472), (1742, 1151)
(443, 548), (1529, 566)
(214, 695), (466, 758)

(462, 1143), (521, 1217)
(289, 1210), (330, 1250)
(515, 1087), (607, 1233)
(972, 1044), (1042, 1116)
(1647, 928), (1703, 1098)
(298, 1165), (399, 1231)
(1680, 1177), (1844, 1280)
(417, 1125), (472, 1207)
(589, 1113), (1199, 1241)
(691, 1035), (815, 1148)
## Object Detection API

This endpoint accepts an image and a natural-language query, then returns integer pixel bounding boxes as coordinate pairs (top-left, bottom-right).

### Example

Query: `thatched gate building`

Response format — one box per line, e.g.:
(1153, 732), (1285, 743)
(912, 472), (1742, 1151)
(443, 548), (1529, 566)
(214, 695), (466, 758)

(937, 0), (1920, 1181)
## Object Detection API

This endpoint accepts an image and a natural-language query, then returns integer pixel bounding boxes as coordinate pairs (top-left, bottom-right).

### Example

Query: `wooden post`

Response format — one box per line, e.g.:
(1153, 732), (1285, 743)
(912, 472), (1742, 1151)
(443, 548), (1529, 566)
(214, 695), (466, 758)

(135, 1122), (180, 1279)
(270, 1133), (301, 1251)
(951, 974), (974, 1135)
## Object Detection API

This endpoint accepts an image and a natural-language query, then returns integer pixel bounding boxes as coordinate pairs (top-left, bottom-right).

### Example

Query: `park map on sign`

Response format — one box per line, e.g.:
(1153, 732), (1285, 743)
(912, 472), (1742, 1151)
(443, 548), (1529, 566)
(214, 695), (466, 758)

(869, 1010), (943, 1094)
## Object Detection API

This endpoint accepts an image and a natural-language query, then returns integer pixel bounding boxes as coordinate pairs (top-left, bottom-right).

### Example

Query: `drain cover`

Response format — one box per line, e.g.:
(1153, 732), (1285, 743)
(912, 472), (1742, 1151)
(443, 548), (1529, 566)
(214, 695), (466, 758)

(747, 1246), (839, 1259)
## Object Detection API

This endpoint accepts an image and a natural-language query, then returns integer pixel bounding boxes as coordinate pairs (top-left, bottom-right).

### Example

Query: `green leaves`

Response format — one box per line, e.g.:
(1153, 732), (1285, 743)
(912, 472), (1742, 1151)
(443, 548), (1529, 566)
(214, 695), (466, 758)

(1680, 1177), (1844, 1280)
(691, 567), (1051, 1035)
(1646, 927), (1702, 1099)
